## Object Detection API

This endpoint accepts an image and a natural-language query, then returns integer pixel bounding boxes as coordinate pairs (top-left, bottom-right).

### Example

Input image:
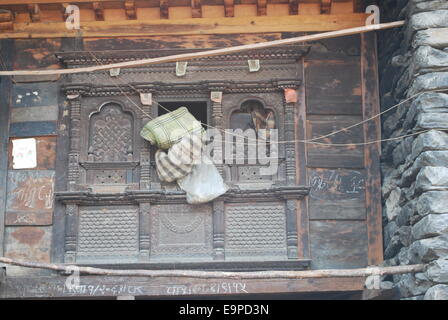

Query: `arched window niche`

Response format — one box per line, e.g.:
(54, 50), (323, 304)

(230, 99), (276, 138)
(88, 102), (134, 163)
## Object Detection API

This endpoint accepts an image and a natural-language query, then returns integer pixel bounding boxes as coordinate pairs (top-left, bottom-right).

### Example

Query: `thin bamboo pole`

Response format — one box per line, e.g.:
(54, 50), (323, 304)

(0, 257), (425, 279)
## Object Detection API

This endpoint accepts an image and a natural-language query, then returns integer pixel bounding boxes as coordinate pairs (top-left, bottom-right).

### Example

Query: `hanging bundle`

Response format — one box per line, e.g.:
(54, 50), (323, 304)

(141, 107), (228, 203)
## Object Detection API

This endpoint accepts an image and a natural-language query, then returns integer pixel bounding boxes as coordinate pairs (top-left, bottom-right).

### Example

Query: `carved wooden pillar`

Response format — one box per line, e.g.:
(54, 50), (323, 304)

(64, 203), (78, 263)
(210, 90), (224, 175)
(67, 94), (81, 191)
(285, 198), (299, 259)
(139, 92), (152, 190)
(212, 199), (225, 260)
(282, 87), (298, 186)
(138, 202), (151, 261)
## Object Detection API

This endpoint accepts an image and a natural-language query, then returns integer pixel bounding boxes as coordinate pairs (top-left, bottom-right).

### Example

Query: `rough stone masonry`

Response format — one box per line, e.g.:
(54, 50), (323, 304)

(378, 0), (448, 300)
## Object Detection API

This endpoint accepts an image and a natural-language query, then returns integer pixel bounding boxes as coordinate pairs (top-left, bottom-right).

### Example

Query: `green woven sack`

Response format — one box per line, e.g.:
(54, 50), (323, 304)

(140, 107), (204, 150)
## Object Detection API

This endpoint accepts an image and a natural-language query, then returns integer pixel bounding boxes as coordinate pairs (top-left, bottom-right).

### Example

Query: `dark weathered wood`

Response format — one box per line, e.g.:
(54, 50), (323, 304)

(289, 0), (299, 15)
(257, 0), (267, 16)
(321, 0), (332, 14)
(13, 39), (61, 70)
(212, 200), (225, 260)
(83, 33), (282, 50)
(51, 53), (70, 262)
(295, 71), (310, 259)
(9, 121), (57, 137)
(308, 168), (366, 220)
(309, 220), (368, 269)
(0, 21), (404, 76)
(361, 32), (383, 265)
(5, 170), (55, 225)
(12, 82), (59, 108)
(3, 226), (52, 263)
(0, 274), (366, 298)
(0, 39), (13, 257)
(224, 0), (234, 17)
(191, 0), (202, 18)
(305, 58), (362, 115)
(306, 115), (364, 168)
(27, 4), (40, 22)
(160, 0), (169, 19)
(92, 2), (105, 21)
(124, 0), (137, 20)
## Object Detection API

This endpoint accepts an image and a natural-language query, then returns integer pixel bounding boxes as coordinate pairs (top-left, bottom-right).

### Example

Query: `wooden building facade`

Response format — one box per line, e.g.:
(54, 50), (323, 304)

(0, 0), (383, 299)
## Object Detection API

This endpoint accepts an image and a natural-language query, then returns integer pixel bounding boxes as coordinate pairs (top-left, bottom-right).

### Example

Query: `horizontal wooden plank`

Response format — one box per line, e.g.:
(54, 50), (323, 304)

(13, 39), (61, 70)
(84, 33), (282, 50)
(12, 82), (58, 107)
(9, 121), (57, 137)
(0, 275), (366, 298)
(309, 220), (368, 269)
(308, 168), (366, 220)
(306, 115), (364, 168)
(6, 170), (55, 214)
(305, 58), (362, 115)
(0, 13), (369, 38)
(5, 212), (53, 226)
(4, 226), (52, 264)
(10, 106), (58, 123)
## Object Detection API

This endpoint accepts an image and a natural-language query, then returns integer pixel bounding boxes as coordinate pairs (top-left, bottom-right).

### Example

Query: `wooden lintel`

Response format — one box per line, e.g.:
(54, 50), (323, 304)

(27, 3), (40, 22)
(321, 0), (332, 14)
(92, 2), (105, 21)
(0, 275), (366, 298)
(0, 13), (369, 39)
(224, 0), (234, 18)
(124, 0), (137, 20)
(160, 0), (169, 19)
(257, 0), (267, 16)
(289, 0), (299, 15)
(191, 0), (202, 18)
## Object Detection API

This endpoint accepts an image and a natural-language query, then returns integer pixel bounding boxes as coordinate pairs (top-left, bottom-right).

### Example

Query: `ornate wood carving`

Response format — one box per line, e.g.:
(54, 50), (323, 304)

(56, 46), (310, 269)
(139, 202), (151, 261)
(225, 203), (287, 258)
(67, 96), (81, 191)
(89, 104), (133, 162)
(281, 87), (298, 186)
(64, 204), (78, 263)
(212, 200), (225, 260)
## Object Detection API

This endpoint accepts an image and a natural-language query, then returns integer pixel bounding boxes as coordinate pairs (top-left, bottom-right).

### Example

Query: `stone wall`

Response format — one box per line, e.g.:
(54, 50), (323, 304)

(378, 0), (448, 300)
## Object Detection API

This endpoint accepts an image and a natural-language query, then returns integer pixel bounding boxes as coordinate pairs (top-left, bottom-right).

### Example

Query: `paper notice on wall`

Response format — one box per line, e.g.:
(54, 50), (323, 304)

(12, 138), (37, 169)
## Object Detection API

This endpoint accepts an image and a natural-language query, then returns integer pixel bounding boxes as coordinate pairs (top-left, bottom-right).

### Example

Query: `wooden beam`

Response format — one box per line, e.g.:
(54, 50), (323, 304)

(0, 13), (373, 39)
(257, 0), (267, 16)
(191, 0), (202, 18)
(289, 0), (299, 15)
(124, 0), (137, 20)
(321, 0), (332, 14)
(0, 275), (367, 298)
(27, 3), (40, 22)
(0, 20), (405, 76)
(160, 0), (169, 19)
(224, 0), (234, 17)
(361, 31), (383, 265)
(92, 2), (105, 21)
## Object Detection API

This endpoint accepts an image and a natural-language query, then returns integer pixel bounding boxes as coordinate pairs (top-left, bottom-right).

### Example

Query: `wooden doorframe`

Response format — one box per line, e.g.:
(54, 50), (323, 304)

(0, 39), (13, 257)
